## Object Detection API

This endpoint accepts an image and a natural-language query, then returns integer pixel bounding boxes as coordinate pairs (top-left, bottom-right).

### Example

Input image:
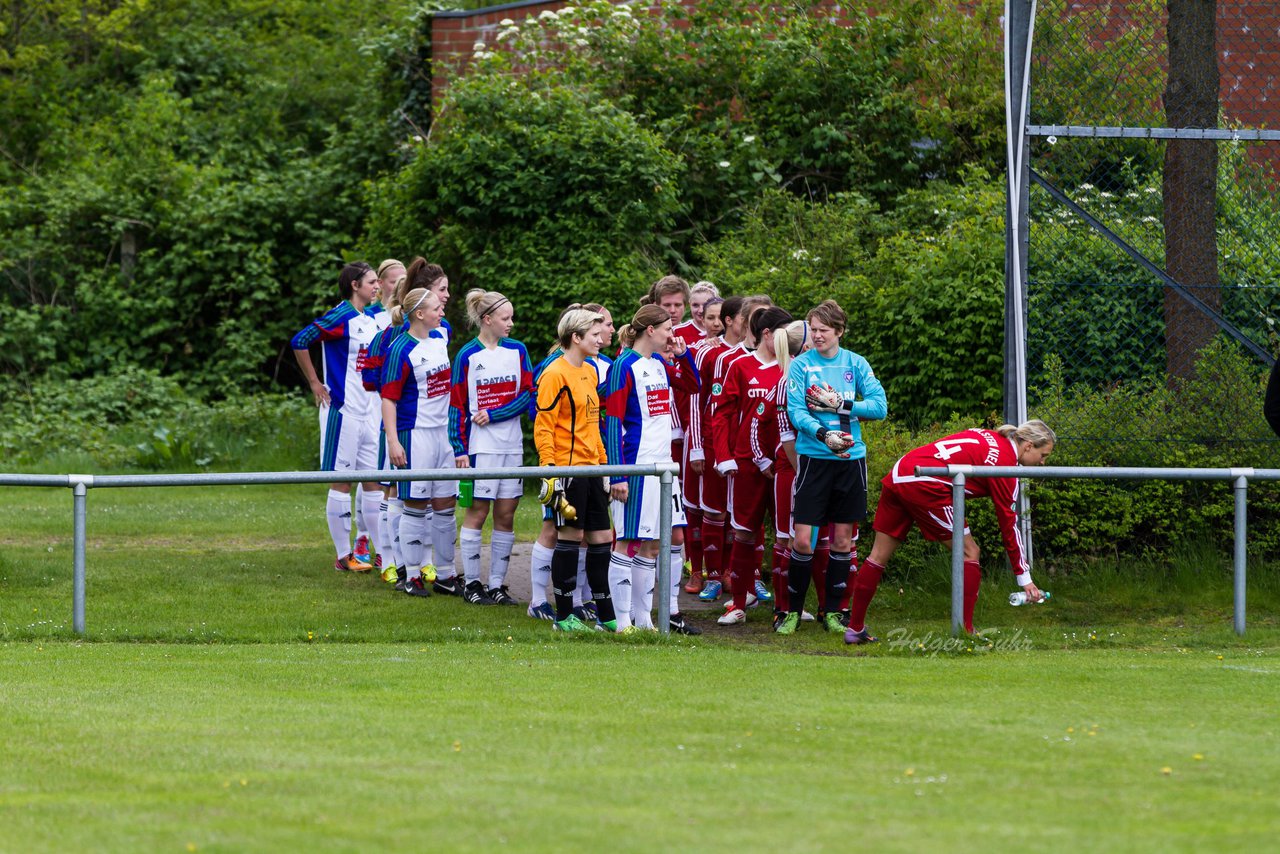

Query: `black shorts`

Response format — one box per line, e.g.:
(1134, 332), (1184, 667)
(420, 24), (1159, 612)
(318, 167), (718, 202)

(792, 456), (868, 527)
(561, 475), (612, 532)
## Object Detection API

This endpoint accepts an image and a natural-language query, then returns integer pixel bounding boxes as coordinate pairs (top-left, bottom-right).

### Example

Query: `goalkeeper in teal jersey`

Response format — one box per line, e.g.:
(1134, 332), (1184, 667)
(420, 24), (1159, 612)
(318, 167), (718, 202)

(779, 299), (887, 636)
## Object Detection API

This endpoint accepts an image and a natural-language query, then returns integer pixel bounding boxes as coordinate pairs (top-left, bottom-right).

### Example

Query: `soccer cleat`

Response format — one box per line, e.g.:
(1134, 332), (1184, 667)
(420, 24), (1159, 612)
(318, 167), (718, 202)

(335, 554), (372, 573)
(822, 612), (847, 633)
(421, 563), (438, 584)
(669, 613), (703, 635)
(754, 579), (773, 603)
(724, 593), (757, 611)
(844, 627), (879, 645)
(598, 619), (618, 632)
(717, 608), (747, 626)
(698, 580), (722, 602)
(353, 535), (371, 561)
(432, 576), (462, 596)
(800, 610), (816, 622)
(527, 601), (556, 621)
(487, 585), (519, 606)
(463, 580), (496, 605)
(774, 611), (800, 635)
(403, 576), (432, 597)
(684, 573), (704, 594)
(553, 614), (594, 633)
(381, 563), (399, 584)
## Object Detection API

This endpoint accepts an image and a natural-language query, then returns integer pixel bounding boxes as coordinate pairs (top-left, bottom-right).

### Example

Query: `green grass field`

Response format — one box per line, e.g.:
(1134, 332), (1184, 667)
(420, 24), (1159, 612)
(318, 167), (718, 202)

(2, 484), (1279, 851)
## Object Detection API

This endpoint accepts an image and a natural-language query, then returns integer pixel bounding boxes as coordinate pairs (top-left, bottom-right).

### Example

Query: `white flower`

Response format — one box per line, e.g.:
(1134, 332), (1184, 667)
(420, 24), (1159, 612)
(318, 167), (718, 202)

(1145, 187), (1159, 194)
(1079, 182), (1095, 190)
(718, 160), (731, 168)
(575, 38), (588, 47)
(561, 5), (576, 15)
(499, 17), (514, 26)
(539, 9), (558, 19)
(1142, 216), (1158, 223)
(791, 249), (809, 260)
(743, 135), (756, 143)
(473, 41), (487, 52)
(768, 266), (780, 274)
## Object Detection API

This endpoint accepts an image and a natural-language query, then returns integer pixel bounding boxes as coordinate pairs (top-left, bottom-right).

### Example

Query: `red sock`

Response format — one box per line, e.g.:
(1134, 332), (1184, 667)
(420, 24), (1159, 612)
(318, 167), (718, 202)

(754, 537), (766, 584)
(771, 544), (789, 603)
(963, 560), (981, 633)
(813, 538), (830, 612)
(685, 508), (704, 576)
(721, 523), (735, 590)
(702, 517), (724, 580)
(731, 541), (757, 611)
(848, 558), (885, 632)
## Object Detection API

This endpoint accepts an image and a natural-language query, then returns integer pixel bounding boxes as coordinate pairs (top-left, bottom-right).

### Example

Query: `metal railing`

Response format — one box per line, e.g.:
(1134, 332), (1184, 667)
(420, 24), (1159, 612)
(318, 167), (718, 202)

(915, 465), (1274, 637)
(0, 463), (681, 637)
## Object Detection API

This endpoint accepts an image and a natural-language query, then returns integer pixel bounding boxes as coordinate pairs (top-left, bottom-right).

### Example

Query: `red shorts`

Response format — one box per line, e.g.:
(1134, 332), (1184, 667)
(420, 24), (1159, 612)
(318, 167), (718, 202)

(730, 460), (773, 534)
(700, 461), (730, 514)
(773, 458), (794, 539)
(681, 440), (703, 512)
(872, 481), (969, 543)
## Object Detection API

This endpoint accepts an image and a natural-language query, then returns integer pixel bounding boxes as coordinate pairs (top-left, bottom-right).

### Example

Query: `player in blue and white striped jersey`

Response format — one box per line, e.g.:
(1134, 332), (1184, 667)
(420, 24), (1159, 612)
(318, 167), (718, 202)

(290, 261), (382, 573)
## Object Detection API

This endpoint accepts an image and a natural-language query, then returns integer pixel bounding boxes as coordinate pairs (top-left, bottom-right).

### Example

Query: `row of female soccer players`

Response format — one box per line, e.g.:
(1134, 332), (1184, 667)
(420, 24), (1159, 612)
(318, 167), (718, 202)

(292, 259), (1055, 637)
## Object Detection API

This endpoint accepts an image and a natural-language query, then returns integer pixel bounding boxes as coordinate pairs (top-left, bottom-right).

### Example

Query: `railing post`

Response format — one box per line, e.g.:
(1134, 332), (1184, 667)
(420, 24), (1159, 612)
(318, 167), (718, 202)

(950, 472), (966, 637)
(1233, 474), (1248, 636)
(657, 467), (673, 635)
(73, 480), (88, 636)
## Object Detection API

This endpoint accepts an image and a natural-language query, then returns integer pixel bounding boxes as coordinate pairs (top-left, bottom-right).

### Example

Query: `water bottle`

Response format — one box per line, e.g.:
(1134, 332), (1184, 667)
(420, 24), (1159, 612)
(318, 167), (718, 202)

(1009, 590), (1051, 606)
(458, 478), (474, 508)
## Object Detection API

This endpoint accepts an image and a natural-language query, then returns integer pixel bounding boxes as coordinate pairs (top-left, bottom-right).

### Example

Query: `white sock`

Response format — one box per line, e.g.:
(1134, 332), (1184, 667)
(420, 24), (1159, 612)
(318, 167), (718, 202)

(632, 555), (657, 629)
(490, 530), (516, 590)
(432, 507), (456, 579)
(379, 499), (391, 563)
(608, 552), (634, 631)
(530, 542), (554, 605)
(670, 545), (684, 615)
(401, 506), (428, 579)
(325, 489), (352, 557)
(354, 484), (368, 544)
(574, 546), (589, 607)
(362, 488), (384, 560)
(460, 527), (483, 585)
(422, 507), (435, 568)
(387, 498), (404, 570)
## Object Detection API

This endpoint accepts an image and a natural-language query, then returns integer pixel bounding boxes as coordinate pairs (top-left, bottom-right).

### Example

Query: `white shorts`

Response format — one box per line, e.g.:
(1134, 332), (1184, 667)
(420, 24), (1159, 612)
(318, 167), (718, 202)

(468, 451), (524, 500)
(397, 426), (458, 501)
(319, 406), (379, 474)
(611, 474), (687, 541)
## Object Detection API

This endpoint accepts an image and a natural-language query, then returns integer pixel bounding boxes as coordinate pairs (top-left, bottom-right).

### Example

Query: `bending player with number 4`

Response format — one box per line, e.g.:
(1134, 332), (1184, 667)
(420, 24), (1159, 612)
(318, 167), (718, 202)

(844, 420), (1056, 644)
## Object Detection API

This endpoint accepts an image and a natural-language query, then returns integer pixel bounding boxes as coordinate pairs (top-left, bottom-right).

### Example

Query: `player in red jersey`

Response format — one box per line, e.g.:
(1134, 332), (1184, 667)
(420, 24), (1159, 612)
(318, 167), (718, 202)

(672, 281), (720, 348)
(680, 297), (724, 593)
(687, 295), (770, 601)
(844, 420), (1056, 643)
(712, 307), (794, 625)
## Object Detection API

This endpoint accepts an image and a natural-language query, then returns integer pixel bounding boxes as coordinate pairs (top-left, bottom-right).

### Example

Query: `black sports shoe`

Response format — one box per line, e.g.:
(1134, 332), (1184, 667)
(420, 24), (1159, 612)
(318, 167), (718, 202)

(487, 585), (519, 606)
(403, 576), (432, 597)
(432, 576), (463, 596)
(463, 580), (496, 605)
(669, 613), (703, 636)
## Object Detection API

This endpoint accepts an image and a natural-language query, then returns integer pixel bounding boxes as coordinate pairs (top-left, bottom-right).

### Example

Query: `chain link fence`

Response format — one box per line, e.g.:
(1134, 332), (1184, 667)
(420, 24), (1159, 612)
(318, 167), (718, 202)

(1024, 0), (1280, 466)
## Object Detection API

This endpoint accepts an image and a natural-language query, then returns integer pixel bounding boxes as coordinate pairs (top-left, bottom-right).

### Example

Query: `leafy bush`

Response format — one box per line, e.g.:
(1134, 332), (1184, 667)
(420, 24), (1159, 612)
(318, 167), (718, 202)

(361, 74), (683, 354)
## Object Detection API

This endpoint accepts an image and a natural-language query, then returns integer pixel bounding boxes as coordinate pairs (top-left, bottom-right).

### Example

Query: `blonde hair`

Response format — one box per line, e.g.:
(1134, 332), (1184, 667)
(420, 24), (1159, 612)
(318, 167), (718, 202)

(618, 304), (670, 350)
(377, 258), (405, 279)
(465, 288), (511, 329)
(996, 419), (1057, 448)
(557, 308), (605, 350)
(391, 288), (439, 327)
(690, 281), (720, 301)
(776, 320), (810, 377)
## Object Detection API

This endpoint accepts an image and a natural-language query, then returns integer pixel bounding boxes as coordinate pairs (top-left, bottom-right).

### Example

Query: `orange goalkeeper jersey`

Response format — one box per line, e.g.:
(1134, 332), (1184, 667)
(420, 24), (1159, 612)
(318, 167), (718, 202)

(534, 355), (607, 467)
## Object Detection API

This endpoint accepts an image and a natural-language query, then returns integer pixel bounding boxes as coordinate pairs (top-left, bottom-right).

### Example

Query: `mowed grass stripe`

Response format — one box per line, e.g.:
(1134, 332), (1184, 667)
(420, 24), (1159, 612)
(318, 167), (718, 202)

(0, 643), (1276, 852)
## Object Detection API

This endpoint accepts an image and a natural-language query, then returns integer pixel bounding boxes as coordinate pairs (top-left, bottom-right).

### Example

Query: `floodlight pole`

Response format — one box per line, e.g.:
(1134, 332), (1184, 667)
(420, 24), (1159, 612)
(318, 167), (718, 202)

(1005, 0), (1038, 567)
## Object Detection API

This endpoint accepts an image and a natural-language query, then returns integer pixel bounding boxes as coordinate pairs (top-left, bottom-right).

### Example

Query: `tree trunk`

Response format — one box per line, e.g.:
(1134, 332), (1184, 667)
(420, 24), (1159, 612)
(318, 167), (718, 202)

(1162, 0), (1220, 379)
